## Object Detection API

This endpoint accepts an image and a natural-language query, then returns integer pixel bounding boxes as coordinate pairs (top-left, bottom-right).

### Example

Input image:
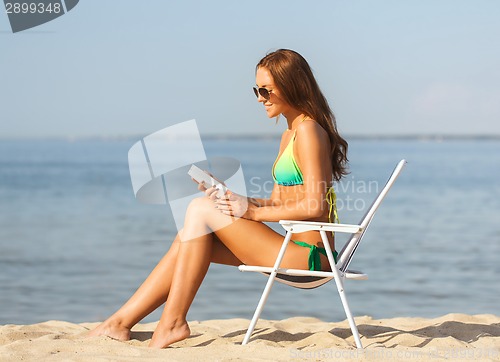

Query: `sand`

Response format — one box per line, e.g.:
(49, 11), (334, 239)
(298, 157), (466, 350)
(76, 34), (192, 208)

(1, 314), (499, 361)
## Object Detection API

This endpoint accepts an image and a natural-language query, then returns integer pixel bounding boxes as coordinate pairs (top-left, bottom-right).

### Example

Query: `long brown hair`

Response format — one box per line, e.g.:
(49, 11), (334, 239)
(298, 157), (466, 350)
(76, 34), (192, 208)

(256, 49), (348, 181)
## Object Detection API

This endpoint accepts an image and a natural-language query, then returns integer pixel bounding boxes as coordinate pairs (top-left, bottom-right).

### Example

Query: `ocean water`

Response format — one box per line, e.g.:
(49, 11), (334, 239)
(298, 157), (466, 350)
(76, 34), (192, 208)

(0, 137), (499, 325)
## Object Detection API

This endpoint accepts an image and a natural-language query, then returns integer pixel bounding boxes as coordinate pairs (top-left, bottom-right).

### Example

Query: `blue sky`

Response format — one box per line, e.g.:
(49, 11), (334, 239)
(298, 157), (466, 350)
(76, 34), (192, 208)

(1, 0), (499, 138)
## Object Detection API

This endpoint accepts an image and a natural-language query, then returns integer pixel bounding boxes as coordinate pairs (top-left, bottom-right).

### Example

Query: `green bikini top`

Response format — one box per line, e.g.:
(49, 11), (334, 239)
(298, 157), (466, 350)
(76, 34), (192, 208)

(272, 130), (303, 186)
(272, 126), (339, 225)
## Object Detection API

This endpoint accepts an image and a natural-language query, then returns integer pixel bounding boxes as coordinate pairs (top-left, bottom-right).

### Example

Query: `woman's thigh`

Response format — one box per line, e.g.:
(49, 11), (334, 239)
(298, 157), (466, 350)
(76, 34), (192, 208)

(188, 197), (310, 269)
(214, 219), (310, 269)
(210, 236), (242, 266)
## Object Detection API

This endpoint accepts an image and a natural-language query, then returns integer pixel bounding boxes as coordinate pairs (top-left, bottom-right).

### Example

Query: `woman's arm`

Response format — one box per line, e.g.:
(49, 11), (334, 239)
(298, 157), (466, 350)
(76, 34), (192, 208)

(248, 183), (281, 207)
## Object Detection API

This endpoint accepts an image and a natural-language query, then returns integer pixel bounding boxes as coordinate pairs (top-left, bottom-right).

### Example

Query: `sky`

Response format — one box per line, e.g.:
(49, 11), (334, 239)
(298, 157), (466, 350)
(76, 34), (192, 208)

(1, 0), (499, 139)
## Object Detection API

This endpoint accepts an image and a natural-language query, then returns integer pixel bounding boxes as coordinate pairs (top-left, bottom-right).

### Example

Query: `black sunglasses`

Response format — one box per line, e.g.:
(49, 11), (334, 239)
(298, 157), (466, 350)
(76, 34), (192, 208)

(253, 87), (273, 100)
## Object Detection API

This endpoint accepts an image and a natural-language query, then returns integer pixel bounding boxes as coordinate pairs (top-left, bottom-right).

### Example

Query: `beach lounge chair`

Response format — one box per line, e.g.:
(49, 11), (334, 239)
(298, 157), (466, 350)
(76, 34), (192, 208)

(239, 159), (407, 349)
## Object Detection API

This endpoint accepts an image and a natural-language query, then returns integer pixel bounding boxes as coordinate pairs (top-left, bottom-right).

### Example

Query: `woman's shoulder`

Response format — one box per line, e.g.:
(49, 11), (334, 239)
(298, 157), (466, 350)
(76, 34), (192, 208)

(293, 119), (331, 165)
(295, 119), (329, 144)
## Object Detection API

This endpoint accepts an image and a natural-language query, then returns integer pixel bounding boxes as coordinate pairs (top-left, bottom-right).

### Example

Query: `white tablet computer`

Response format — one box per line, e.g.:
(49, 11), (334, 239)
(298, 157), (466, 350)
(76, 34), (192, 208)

(188, 164), (227, 198)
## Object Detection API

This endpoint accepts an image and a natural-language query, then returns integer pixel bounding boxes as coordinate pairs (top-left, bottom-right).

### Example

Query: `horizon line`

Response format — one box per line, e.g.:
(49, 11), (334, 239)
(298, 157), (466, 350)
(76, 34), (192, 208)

(1, 133), (500, 142)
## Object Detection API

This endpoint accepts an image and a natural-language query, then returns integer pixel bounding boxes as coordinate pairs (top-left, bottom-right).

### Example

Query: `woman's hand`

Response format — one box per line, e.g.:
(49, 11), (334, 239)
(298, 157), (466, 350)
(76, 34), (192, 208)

(192, 171), (226, 201)
(215, 191), (254, 219)
(204, 184), (225, 201)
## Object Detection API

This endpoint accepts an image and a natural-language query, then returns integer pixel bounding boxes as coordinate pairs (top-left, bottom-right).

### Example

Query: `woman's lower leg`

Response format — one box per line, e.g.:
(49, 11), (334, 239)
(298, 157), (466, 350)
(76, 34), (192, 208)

(88, 236), (182, 340)
(149, 201), (215, 348)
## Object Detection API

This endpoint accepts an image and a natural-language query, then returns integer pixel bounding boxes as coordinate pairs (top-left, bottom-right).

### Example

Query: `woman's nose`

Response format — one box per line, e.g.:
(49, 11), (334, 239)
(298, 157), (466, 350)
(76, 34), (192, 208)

(256, 93), (266, 103)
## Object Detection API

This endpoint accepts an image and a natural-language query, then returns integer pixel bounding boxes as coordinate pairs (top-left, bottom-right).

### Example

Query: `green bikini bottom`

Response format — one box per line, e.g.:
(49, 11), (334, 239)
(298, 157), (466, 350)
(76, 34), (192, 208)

(292, 240), (338, 271)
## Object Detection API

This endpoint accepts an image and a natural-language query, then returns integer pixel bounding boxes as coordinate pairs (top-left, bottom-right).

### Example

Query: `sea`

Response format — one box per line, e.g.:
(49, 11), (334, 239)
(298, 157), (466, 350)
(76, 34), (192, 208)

(0, 136), (499, 325)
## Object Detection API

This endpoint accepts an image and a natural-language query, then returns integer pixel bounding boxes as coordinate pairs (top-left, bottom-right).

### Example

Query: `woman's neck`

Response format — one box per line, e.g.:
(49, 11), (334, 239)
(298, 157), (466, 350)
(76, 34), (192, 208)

(284, 112), (307, 131)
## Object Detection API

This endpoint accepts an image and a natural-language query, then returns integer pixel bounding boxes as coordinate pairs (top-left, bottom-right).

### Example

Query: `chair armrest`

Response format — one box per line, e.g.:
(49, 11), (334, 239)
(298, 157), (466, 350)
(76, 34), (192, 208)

(279, 220), (362, 233)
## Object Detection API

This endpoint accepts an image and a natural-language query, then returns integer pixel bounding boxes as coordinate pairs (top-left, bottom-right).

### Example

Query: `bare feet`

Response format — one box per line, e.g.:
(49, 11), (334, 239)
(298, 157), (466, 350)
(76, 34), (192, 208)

(149, 319), (190, 348)
(87, 319), (131, 341)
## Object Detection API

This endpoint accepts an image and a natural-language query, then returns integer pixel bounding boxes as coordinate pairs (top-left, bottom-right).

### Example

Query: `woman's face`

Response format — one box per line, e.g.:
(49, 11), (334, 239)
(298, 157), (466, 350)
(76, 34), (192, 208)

(255, 67), (293, 119)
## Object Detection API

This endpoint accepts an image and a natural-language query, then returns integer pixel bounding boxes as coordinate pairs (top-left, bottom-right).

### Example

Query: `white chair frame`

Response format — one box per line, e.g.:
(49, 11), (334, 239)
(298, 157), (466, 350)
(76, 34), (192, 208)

(239, 159), (407, 349)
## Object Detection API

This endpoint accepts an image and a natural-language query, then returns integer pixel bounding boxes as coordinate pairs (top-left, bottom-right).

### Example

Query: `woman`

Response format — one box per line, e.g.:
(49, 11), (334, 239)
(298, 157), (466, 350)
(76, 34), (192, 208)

(89, 49), (348, 348)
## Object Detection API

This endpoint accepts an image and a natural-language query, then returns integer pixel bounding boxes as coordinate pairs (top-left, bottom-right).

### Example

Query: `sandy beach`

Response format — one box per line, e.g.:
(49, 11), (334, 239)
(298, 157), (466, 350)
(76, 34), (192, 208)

(1, 314), (499, 361)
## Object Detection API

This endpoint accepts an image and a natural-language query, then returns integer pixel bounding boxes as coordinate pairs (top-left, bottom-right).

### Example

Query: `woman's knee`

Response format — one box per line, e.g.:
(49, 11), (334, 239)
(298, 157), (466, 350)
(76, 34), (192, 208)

(178, 197), (217, 241)
(186, 197), (214, 217)
(184, 196), (233, 235)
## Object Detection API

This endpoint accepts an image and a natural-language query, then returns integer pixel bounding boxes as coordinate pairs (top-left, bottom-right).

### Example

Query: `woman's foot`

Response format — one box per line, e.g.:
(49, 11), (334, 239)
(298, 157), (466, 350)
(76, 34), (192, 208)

(87, 319), (131, 341)
(149, 319), (190, 348)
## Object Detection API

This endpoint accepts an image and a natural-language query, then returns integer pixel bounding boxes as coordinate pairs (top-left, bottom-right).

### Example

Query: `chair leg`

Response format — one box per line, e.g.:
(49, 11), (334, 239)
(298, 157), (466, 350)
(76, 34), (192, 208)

(320, 231), (363, 349)
(241, 265), (276, 345)
(242, 231), (294, 345)
(334, 278), (363, 349)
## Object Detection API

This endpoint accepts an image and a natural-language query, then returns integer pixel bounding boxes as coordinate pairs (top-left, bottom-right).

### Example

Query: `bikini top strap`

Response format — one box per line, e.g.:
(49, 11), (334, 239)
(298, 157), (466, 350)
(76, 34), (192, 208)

(326, 186), (339, 233)
(290, 115), (309, 140)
